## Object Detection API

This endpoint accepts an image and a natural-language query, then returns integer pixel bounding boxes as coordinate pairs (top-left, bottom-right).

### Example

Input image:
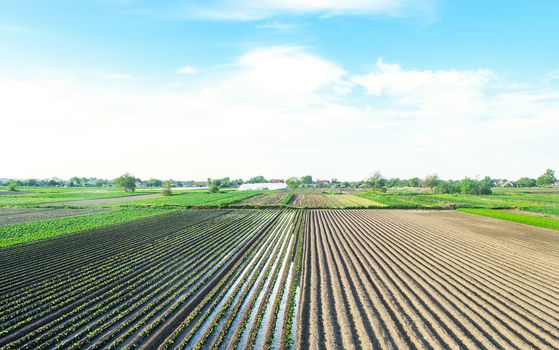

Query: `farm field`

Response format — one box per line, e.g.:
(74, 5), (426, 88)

(0, 207), (107, 227)
(118, 191), (262, 208)
(0, 188), (151, 208)
(39, 193), (161, 208)
(2, 208), (557, 349)
(298, 210), (559, 349)
(0, 209), (303, 349)
(0, 207), (175, 247)
(359, 187), (559, 215)
(235, 192), (289, 207)
(289, 193), (382, 208)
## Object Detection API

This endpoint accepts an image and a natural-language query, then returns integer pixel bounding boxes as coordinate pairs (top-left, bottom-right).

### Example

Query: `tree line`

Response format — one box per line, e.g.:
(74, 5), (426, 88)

(2, 169), (556, 196)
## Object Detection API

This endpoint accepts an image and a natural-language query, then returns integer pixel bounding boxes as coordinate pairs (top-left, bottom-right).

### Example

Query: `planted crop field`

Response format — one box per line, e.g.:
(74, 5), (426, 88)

(2, 208), (558, 349)
(235, 192), (289, 206)
(119, 191), (261, 208)
(0, 207), (106, 227)
(289, 194), (381, 208)
(0, 207), (175, 248)
(0, 188), (151, 208)
(39, 193), (162, 208)
(0, 209), (303, 349)
(298, 210), (559, 349)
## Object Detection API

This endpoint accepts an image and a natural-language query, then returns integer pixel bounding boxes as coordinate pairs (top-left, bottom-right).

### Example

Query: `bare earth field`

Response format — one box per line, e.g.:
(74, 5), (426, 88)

(236, 192), (288, 206)
(298, 210), (559, 350)
(38, 193), (161, 207)
(0, 208), (107, 226)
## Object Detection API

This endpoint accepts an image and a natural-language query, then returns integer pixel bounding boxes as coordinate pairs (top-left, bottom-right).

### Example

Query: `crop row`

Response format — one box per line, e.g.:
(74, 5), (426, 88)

(0, 209), (283, 349)
(154, 210), (303, 349)
(297, 209), (559, 349)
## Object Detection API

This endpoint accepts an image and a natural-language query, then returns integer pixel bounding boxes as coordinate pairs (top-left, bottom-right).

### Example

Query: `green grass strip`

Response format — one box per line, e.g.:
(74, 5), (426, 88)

(457, 208), (559, 231)
(281, 193), (294, 206)
(0, 207), (175, 248)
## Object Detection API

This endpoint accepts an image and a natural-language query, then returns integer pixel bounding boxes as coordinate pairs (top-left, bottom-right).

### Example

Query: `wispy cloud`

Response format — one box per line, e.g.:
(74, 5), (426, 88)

(177, 65), (198, 75)
(1, 47), (557, 180)
(182, 0), (435, 21)
(257, 20), (299, 31)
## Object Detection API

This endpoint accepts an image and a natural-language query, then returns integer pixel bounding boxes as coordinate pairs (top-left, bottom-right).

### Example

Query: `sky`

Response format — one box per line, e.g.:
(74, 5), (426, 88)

(0, 0), (558, 181)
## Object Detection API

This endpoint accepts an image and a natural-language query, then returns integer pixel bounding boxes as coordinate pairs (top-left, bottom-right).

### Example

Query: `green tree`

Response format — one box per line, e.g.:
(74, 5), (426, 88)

(516, 177), (536, 187)
(300, 175), (313, 185)
(147, 178), (163, 187)
(209, 179), (220, 193)
(460, 178), (492, 195)
(24, 179), (38, 187)
(423, 174), (439, 192)
(387, 178), (400, 188)
(161, 180), (173, 196)
(406, 178), (421, 187)
(435, 180), (461, 194)
(114, 173), (139, 192)
(366, 171), (386, 192)
(536, 169), (557, 187)
(68, 177), (81, 187)
(286, 177), (300, 191)
(7, 180), (18, 192)
(247, 176), (267, 184)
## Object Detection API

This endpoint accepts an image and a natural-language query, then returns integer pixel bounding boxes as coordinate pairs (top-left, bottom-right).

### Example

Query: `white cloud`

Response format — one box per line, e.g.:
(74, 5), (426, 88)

(184, 0), (434, 20)
(1, 48), (557, 181)
(353, 58), (493, 118)
(177, 65), (198, 74)
(257, 20), (298, 31)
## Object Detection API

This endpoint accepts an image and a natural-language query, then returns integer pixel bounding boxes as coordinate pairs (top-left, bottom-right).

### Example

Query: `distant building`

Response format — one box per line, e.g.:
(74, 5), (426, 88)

(239, 183), (287, 191)
(497, 180), (514, 188)
(269, 179), (285, 183)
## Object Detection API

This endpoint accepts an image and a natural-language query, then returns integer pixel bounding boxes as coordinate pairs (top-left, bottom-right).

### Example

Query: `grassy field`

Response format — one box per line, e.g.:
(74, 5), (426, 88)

(358, 187), (559, 215)
(0, 207), (174, 247)
(0, 187), (149, 207)
(117, 190), (262, 208)
(457, 208), (559, 231)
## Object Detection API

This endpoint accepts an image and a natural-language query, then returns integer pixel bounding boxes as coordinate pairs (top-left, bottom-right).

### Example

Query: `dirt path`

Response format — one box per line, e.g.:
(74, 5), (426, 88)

(39, 193), (161, 207)
(298, 210), (559, 349)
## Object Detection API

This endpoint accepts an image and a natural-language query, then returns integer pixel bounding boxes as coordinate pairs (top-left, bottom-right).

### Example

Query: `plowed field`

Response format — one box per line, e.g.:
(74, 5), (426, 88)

(2, 209), (558, 349)
(298, 210), (559, 349)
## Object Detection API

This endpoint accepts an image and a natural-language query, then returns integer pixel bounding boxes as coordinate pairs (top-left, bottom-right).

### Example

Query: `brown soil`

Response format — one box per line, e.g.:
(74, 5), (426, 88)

(297, 210), (559, 350)
(237, 193), (288, 206)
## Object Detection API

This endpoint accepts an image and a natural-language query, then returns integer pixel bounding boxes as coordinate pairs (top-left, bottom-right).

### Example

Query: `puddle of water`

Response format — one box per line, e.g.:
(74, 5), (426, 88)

(177, 221), (281, 348)
(271, 261), (294, 350)
(236, 219), (293, 349)
(219, 216), (293, 349)
(253, 234), (294, 349)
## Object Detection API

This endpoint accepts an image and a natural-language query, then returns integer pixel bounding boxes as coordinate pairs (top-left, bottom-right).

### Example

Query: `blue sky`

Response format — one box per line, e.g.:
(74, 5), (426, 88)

(1, 1), (558, 180)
